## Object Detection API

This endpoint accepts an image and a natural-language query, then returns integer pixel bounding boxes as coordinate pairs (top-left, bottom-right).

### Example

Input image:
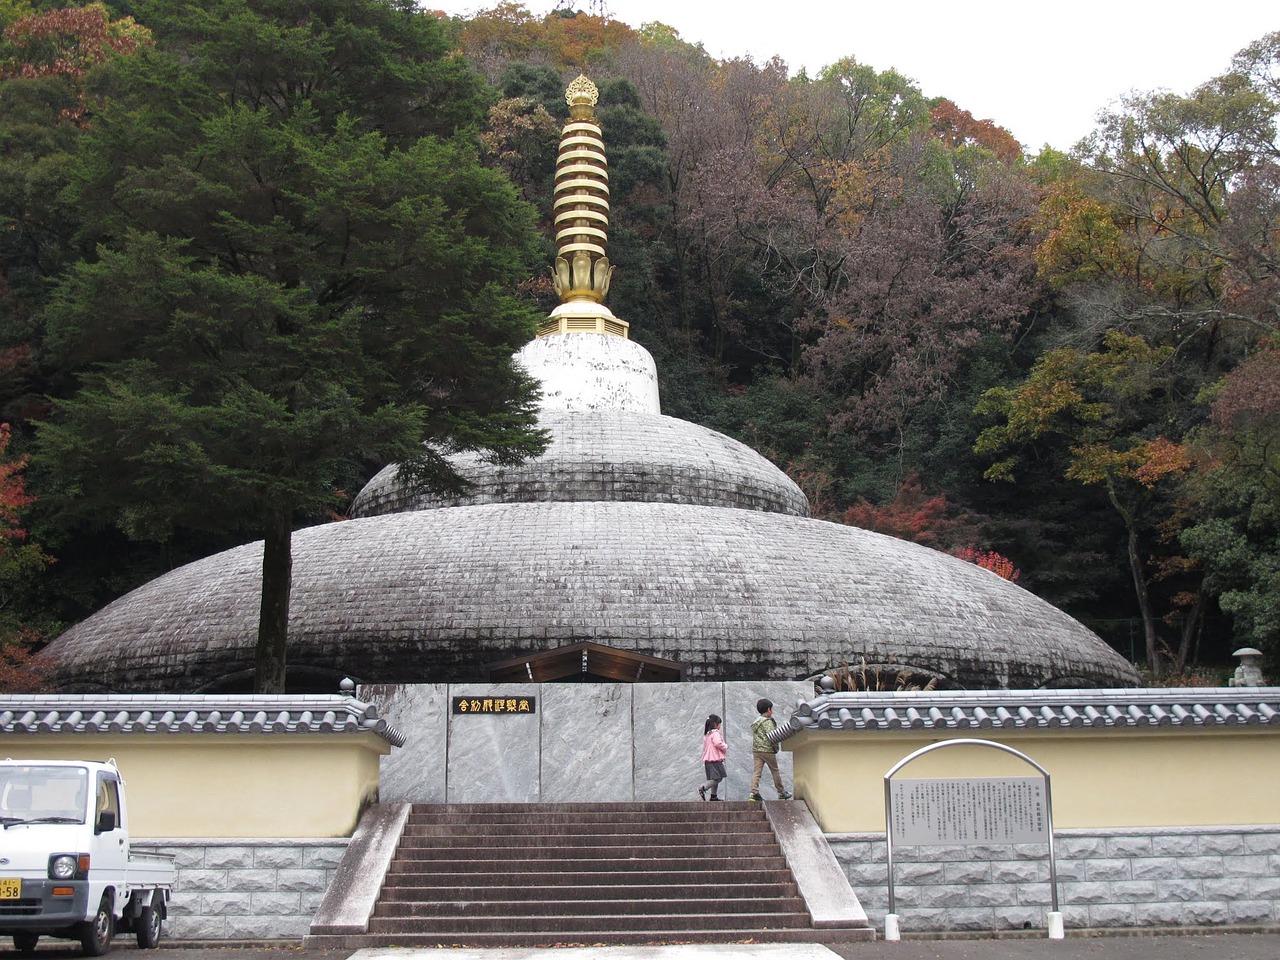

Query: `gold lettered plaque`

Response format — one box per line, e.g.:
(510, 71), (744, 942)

(451, 696), (537, 715)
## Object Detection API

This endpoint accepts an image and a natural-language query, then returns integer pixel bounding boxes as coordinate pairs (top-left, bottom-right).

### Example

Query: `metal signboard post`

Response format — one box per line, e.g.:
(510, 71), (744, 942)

(882, 739), (1062, 941)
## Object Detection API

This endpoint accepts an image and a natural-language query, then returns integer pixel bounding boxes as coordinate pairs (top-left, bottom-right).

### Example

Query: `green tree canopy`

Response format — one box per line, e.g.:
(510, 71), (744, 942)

(34, 0), (547, 691)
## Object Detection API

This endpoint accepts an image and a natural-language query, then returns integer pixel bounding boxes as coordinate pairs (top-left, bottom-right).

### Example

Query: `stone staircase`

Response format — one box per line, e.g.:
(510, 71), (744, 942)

(309, 801), (872, 947)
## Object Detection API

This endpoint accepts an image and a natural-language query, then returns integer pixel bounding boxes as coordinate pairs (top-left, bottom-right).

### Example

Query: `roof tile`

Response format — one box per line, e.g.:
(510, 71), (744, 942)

(0, 694), (404, 747)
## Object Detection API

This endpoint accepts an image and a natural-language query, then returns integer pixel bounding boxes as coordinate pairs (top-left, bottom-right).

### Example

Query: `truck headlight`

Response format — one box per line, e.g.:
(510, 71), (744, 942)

(49, 854), (80, 880)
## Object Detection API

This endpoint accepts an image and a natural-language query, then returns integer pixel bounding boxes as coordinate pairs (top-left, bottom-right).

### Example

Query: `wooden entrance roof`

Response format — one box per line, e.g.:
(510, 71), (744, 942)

(483, 642), (684, 683)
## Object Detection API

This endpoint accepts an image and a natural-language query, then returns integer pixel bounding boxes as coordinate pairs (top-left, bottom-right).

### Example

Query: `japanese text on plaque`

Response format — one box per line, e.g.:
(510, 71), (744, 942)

(889, 776), (1047, 846)
(451, 696), (536, 715)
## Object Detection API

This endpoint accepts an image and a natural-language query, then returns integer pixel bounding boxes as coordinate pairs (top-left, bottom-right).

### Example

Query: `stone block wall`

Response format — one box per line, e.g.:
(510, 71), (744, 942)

(361, 681), (811, 804)
(829, 826), (1280, 932)
(139, 825), (1280, 938)
(136, 839), (347, 940)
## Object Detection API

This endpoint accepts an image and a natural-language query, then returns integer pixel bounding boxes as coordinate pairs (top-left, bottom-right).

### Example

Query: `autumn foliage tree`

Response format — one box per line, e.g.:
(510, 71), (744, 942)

(8, 1), (1280, 682)
(0, 3), (151, 427)
(0, 422), (51, 691)
(975, 331), (1196, 674)
(1, 3), (150, 122)
(930, 98), (1022, 162)
(954, 546), (1021, 581)
(455, 2), (635, 77)
(1181, 346), (1280, 669)
(841, 474), (983, 551)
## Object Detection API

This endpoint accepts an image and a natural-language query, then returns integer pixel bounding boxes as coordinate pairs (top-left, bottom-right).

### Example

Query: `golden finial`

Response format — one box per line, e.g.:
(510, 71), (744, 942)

(565, 74), (599, 110)
(539, 74), (628, 339)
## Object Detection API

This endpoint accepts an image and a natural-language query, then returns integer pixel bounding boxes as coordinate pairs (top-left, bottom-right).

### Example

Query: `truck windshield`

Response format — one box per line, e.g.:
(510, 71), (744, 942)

(0, 765), (89, 826)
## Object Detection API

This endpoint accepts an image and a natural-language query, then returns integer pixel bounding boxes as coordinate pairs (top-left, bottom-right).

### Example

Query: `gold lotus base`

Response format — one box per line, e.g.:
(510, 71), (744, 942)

(537, 308), (629, 339)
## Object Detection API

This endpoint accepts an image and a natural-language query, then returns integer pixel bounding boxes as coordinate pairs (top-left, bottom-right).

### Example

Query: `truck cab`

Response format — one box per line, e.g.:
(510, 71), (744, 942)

(0, 760), (173, 955)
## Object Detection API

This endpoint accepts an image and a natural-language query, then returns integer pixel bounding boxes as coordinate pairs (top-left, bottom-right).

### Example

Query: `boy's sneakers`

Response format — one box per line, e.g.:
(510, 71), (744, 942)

(779, 791), (793, 800)
(698, 786), (707, 801)
(749, 793), (763, 802)
(709, 795), (722, 801)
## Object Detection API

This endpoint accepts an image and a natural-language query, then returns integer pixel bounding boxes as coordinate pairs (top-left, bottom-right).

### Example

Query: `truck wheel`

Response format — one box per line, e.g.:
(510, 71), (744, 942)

(12, 933), (39, 955)
(135, 893), (162, 949)
(78, 894), (114, 956)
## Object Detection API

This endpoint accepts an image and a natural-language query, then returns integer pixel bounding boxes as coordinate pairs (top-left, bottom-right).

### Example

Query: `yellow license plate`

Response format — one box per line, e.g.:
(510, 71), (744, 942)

(0, 878), (20, 899)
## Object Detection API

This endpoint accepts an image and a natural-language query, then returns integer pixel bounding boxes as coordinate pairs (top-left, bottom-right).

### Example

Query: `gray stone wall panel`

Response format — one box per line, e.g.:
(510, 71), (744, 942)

(1086, 903), (1135, 926)
(633, 682), (723, 802)
(541, 684), (633, 801)
(252, 848), (304, 869)
(446, 683), (540, 802)
(251, 892), (301, 915)
(204, 847), (254, 870)
(1085, 858), (1132, 881)
(360, 683), (448, 803)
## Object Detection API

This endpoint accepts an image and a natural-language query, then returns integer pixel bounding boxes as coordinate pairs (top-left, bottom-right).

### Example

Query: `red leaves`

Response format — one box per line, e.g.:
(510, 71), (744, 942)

(2, 3), (146, 79)
(930, 99), (1022, 162)
(954, 546), (1021, 581)
(1131, 437), (1191, 489)
(0, 633), (50, 693)
(0, 424), (34, 542)
(1211, 347), (1280, 433)
(841, 474), (984, 551)
(1, 3), (151, 123)
(0, 424), (52, 693)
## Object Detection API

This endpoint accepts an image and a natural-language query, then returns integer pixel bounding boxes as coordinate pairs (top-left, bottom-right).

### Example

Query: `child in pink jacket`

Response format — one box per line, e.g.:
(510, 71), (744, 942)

(699, 714), (727, 800)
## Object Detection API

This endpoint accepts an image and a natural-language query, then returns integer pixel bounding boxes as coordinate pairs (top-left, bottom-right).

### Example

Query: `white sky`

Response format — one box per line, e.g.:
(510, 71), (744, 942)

(438, 0), (1277, 153)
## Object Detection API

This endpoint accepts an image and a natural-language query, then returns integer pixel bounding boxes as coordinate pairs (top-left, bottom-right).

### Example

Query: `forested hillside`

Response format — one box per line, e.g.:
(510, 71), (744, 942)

(1, 0), (1277, 686)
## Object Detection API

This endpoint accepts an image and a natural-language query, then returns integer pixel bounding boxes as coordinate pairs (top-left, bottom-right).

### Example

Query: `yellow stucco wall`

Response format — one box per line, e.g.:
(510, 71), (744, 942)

(791, 728), (1280, 833)
(0, 735), (388, 837)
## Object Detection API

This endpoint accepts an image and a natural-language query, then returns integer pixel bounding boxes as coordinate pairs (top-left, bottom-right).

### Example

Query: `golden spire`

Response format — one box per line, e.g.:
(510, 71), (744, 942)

(539, 74), (628, 339)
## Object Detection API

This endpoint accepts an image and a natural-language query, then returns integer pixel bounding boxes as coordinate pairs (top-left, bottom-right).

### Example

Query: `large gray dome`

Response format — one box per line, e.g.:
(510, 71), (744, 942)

(41, 501), (1138, 692)
(351, 410), (810, 518)
(39, 84), (1141, 696)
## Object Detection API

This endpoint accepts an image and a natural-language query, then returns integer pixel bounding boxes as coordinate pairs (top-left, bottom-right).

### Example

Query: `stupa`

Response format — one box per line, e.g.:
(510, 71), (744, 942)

(40, 77), (1139, 693)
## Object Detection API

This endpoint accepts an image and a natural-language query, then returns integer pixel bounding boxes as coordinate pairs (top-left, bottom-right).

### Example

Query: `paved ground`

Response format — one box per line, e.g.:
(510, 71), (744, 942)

(14, 935), (1280, 960)
(14, 934), (1280, 960)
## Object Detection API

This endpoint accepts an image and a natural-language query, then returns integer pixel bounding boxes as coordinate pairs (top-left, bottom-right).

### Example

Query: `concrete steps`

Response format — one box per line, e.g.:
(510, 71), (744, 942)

(307, 800), (874, 948)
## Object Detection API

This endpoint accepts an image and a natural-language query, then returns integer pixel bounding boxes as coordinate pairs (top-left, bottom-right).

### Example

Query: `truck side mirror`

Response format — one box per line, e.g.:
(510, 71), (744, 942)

(95, 810), (116, 834)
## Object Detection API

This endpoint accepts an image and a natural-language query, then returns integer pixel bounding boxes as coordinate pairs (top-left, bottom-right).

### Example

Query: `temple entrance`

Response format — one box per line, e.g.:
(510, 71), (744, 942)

(482, 641), (683, 683)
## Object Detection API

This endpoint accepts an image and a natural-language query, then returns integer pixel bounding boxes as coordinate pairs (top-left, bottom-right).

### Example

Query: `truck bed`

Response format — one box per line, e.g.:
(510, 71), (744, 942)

(125, 852), (176, 890)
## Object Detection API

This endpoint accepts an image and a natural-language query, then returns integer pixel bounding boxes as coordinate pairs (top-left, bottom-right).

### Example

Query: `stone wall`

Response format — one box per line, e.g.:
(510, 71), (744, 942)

(830, 826), (1280, 932)
(136, 839), (347, 940)
(139, 822), (1280, 938)
(360, 681), (811, 803)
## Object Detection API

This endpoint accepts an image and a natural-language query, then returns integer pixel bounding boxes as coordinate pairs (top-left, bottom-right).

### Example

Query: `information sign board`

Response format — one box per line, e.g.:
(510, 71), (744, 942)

(888, 776), (1048, 846)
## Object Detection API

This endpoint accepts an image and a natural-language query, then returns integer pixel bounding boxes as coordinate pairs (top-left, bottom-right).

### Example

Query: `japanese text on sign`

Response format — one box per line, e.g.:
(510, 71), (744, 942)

(451, 696), (536, 715)
(889, 776), (1047, 846)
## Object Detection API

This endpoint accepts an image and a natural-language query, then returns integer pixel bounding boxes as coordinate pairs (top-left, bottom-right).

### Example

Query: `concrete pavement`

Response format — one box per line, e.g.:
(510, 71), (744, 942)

(342, 940), (1280, 960)
(20, 935), (1280, 960)
(346, 936), (1280, 959)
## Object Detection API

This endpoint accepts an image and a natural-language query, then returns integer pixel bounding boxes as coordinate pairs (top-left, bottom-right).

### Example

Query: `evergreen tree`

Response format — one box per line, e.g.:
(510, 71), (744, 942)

(34, 0), (547, 691)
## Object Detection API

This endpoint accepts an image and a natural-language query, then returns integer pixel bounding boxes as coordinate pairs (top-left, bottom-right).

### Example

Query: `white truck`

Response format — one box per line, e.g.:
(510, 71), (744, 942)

(0, 759), (174, 955)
